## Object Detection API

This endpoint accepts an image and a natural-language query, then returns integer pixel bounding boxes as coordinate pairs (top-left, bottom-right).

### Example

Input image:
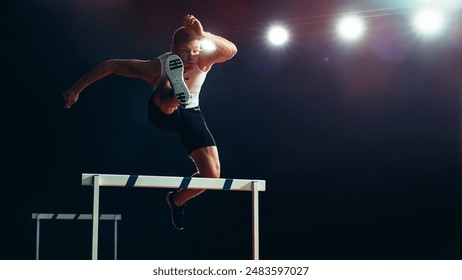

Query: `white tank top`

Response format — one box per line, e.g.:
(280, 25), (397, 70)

(153, 52), (208, 109)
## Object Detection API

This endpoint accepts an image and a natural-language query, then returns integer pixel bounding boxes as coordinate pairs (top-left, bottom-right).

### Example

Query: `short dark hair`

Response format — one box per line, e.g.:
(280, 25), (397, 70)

(172, 27), (198, 47)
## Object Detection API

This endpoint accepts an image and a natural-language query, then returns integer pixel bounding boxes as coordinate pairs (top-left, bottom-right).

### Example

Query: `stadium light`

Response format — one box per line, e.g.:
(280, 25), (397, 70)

(336, 16), (366, 42)
(267, 25), (290, 46)
(412, 9), (446, 37)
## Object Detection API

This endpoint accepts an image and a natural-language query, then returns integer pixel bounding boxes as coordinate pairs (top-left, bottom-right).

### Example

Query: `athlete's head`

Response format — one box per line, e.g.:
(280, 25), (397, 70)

(171, 27), (201, 72)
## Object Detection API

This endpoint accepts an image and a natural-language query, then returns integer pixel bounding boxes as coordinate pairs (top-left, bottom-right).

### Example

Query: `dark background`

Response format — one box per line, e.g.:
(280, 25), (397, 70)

(1, 0), (461, 260)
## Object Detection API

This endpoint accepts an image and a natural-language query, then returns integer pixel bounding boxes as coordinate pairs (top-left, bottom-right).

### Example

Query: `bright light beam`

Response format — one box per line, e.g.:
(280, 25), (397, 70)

(201, 39), (216, 51)
(412, 9), (446, 37)
(267, 26), (289, 46)
(336, 16), (366, 42)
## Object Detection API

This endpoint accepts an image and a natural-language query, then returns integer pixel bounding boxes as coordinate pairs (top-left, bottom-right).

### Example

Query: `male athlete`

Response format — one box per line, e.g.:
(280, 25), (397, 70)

(63, 15), (237, 230)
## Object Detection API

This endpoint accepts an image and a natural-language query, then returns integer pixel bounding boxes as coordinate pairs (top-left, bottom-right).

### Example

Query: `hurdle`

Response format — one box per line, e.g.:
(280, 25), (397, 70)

(82, 173), (266, 260)
(31, 213), (122, 260)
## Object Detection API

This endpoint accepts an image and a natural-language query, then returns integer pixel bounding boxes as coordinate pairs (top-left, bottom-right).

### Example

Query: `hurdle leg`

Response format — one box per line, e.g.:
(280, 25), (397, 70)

(251, 181), (260, 260)
(114, 217), (118, 260)
(92, 175), (100, 260)
(35, 215), (40, 260)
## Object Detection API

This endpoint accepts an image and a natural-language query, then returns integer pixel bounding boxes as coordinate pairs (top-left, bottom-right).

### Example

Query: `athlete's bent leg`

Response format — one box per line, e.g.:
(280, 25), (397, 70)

(174, 146), (220, 206)
(153, 81), (180, 115)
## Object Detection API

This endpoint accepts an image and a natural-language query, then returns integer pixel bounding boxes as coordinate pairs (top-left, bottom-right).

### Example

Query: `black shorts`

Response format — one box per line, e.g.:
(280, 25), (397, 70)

(147, 96), (216, 155)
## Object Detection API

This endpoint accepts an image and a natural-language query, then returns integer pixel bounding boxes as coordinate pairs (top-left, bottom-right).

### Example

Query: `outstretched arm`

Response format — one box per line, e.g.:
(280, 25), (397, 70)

(63, 59), (160, 109)
(182, 15), (237, 70)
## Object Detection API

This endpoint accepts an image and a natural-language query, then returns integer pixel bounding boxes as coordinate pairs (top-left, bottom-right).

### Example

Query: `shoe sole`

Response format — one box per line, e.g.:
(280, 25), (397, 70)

(166, 192), (184, 231)
(165, 55), (191, 104)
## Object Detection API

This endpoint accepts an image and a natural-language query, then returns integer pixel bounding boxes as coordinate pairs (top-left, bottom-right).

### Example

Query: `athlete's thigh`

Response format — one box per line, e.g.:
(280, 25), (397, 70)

(190, 146), (220, 178)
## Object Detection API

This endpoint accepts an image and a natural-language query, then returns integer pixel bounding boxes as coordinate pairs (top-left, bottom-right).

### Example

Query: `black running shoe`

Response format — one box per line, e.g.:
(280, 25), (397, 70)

(166, 191), (185, 230)
(165, 54), (190, 104)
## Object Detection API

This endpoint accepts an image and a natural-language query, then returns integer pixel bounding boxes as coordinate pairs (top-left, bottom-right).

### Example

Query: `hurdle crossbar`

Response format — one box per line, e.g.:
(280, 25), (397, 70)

(31, 213), (121, 260)
(82, 173), (266, 260)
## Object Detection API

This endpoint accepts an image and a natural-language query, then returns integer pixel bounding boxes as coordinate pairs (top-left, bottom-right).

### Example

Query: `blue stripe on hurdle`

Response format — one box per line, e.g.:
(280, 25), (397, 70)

(179, 177), (192, 189)
(223, 178), (233, 190)
(125, 175), (138, 187)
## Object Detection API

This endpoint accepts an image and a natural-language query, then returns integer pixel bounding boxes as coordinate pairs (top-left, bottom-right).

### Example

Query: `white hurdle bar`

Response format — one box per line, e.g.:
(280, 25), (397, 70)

(31, 213), (122, 260)
(82, 173), (266, 260)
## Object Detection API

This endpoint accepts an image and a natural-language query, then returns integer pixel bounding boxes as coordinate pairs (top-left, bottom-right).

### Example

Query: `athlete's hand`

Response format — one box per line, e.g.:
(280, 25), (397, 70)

(182, 14), (205, 39)
(63, 87), (80, 109)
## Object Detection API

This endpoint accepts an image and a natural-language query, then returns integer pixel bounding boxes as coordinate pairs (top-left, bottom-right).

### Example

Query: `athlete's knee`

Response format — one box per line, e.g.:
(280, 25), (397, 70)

(190, 146), (221, 178)
(200, 161), (220, 178)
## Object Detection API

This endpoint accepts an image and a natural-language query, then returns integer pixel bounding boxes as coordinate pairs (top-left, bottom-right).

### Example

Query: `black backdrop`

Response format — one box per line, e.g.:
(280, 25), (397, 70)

(2, 0), (461, 259)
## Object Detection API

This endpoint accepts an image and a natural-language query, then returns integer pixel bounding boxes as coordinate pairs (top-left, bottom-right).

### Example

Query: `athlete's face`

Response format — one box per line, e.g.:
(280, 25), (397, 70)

(173, 39), (201, 73)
